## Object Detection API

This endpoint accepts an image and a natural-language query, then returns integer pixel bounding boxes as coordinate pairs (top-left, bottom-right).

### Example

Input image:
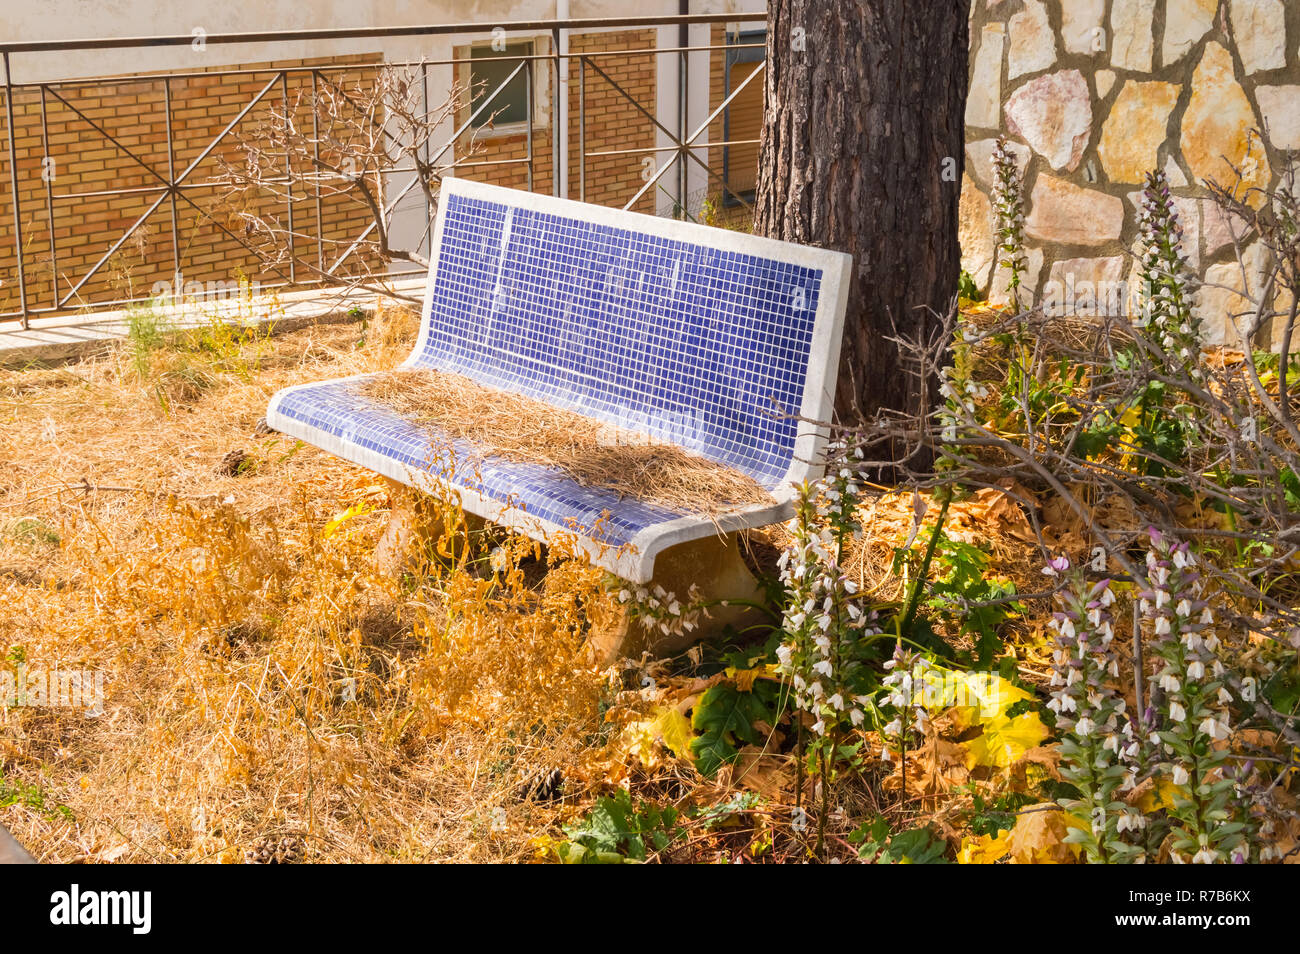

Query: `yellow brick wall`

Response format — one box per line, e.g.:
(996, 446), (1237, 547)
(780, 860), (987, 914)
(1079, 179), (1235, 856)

(706, 22), (763, 230)
(1, 31), (766, 317)
(452, 29), (659, 214)
(569, 29), (657, 214)
(0, 55), (381, 316)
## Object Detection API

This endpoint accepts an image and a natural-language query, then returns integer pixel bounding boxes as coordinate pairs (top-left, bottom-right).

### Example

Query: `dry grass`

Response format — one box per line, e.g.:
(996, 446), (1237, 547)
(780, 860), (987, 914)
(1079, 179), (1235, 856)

(0, 299), (1070, 865)
(355, 368), (773, 513)
(0, 301), (627, 862)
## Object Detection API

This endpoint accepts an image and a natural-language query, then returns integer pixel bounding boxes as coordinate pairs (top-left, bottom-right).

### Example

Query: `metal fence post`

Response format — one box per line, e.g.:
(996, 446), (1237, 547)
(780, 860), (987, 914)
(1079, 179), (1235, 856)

(577, 55), (585, 203)
(38, 84), (56, 307)
(164, 76), (180, 294)
(551, 28), (561, 199)
(4, 52), (29, 328)
(678, 5), (689, 217)
(311, 70), (324, 275)
(525, 54), (534, 194)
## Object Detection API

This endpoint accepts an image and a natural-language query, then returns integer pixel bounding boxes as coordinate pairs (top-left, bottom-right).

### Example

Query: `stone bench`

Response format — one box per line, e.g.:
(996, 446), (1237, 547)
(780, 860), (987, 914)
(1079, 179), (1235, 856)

(267, 177), (851, 658)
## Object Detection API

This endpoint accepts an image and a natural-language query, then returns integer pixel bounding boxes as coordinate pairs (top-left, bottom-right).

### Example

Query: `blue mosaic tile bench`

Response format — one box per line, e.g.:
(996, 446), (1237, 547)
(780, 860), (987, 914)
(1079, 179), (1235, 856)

(268, 178), (852, 583)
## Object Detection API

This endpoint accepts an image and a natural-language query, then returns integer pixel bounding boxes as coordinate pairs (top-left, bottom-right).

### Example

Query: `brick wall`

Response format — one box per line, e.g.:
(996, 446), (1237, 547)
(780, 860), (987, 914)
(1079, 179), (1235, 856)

(705, 22), (763, 230)
(0, 30), (767, 319)
(0, 55), (381, 317)
(452, 29), (659, 214)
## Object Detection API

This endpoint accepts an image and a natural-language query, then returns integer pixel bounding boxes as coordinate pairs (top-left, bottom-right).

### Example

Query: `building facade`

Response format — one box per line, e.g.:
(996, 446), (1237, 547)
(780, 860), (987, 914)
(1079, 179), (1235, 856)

(0, 1), (766, 317)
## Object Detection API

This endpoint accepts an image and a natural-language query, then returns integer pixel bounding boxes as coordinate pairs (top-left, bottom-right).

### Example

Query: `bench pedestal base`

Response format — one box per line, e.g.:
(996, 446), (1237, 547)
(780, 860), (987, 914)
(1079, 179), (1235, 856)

(375, 479), (484, 574)
(376, 481), (769, 663)
(587, 532), (767, 664)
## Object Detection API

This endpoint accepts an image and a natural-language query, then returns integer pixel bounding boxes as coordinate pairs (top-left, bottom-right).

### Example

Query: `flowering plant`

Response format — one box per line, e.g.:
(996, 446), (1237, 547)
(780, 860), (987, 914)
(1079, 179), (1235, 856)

(1044, 531), (1254, 863)
(991, 137), (1026, 311)
(1140, 530), (1250, 863)
(1044, 558), (1145, 862)
(776, 442), (878, 738)
(1136, 170), (1200, 379)
(775, 440), (881, 855)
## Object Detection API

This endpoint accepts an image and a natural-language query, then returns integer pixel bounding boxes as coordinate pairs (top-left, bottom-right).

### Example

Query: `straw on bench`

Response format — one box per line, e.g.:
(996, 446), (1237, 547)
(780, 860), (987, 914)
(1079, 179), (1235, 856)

(354, 369), (774, 515)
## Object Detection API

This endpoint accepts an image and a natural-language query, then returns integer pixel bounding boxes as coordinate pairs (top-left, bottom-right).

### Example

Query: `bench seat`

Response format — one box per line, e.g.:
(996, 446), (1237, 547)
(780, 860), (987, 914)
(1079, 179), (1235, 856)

(271, 373), (792, 581)
(268, 178), (851, 584)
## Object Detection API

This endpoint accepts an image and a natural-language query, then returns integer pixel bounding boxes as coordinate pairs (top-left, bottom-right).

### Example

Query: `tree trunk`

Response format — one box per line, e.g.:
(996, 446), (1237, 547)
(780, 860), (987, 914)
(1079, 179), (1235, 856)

(754, 0), (970, 440)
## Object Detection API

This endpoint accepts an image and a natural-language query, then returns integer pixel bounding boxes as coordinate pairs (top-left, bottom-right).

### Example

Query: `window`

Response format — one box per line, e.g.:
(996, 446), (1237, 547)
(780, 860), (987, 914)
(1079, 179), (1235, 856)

(723, 30), (766, 203)
(469, 41), (534, 129)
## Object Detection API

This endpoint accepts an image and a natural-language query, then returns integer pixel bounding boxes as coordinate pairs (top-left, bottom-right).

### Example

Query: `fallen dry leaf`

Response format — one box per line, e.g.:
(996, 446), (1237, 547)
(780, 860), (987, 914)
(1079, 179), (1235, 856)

(950, 487), (1037, 544)
(1203, 346), (1247, 369)
(882, 736), (971, 797)
(1005, 804), (1078, 864)
(94, 842), (132, 863)
(731, 745), (793, 800)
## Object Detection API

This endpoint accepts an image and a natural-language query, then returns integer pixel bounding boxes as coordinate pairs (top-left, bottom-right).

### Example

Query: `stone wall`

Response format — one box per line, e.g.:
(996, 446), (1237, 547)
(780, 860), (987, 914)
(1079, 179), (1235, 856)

(961, 0), (1299, 346)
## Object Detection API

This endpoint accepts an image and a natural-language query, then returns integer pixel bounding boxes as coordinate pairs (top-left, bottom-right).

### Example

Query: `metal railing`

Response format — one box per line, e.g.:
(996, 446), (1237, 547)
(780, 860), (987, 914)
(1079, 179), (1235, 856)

(0, 14), (767, 328)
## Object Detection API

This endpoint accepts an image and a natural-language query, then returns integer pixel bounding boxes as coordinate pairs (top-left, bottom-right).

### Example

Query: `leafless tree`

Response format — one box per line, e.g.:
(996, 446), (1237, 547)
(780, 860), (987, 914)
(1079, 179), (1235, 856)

(217, 63), (491, 303)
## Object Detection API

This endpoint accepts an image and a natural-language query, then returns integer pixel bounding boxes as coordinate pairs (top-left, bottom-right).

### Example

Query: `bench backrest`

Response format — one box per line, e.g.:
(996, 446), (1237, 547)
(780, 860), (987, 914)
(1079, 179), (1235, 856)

(408, 178), (852, 493)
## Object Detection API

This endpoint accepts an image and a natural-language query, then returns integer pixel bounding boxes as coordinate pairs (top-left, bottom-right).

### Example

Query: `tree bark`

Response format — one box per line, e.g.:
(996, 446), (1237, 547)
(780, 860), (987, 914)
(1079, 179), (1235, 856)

(754, 0), (970, 440)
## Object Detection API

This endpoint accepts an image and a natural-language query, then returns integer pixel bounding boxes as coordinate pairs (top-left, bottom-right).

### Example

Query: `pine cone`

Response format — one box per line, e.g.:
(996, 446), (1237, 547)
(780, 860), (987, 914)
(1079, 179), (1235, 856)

(274, 835), (304, 863)
(516, 767), (564, 802)
(244, 833), (304, 864)
(244, 838), (273, 864)
(218, 449), (249, 477)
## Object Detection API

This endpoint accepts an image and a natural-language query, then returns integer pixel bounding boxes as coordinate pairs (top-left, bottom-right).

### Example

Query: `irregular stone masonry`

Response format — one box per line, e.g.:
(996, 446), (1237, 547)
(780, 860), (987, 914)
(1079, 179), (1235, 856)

(963, 0), (1300, 348)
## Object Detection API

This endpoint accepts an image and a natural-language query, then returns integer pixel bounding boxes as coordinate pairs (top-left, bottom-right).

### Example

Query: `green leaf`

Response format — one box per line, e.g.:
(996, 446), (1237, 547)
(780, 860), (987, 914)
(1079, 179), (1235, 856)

(689, 683), (777, 777)
(1280, 467), (1300, 512)
(902, 615), (956, 662)
(556, 790), (687, 864)
(885, 826), (951, 864)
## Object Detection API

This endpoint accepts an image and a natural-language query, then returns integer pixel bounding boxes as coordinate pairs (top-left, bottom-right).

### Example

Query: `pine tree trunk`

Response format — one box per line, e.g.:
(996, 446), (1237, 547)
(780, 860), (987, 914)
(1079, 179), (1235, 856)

(754, 0), (970, 439)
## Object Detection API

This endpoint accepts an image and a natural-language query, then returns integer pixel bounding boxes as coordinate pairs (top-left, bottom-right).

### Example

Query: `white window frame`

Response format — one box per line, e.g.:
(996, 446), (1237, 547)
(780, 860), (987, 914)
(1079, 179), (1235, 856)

(456, 36), (551, 139)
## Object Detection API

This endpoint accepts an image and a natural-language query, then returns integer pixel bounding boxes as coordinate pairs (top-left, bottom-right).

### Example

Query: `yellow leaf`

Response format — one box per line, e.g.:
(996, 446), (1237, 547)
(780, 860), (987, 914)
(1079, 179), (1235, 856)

(323, 502), (375, 539)
(615, 720), (660, 768)
(1117, 402), (1142, 428)
(614, 706), (694, 767)
(652, 707), (694, 760)
(916, 668), (1048, 769)
(918, 667), (1030, 728)
(723, 665), (780, 691)
(1004, 804), (1080, 863)
(958, 830), (1012, 864)
(727, 667), (759, 692)
(1134, 776), (1181, 813)
(1114, 402), (1145, 470)
(964, 710), (1050, 769)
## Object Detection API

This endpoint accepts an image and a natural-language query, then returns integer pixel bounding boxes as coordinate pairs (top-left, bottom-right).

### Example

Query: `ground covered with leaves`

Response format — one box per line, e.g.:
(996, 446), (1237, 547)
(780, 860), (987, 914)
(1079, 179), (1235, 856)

(0, 297), (1296, 863)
